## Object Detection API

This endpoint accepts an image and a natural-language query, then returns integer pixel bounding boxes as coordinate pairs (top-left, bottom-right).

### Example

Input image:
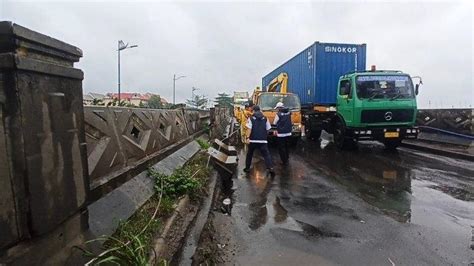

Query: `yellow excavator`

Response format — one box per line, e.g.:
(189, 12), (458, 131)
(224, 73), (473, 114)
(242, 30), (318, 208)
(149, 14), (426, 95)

(251, 72), (302, 141)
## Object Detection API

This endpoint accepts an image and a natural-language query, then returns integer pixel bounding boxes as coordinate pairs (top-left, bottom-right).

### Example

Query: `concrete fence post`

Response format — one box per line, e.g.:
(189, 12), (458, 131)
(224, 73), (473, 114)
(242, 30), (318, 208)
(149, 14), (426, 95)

(0, 21), (89, 264)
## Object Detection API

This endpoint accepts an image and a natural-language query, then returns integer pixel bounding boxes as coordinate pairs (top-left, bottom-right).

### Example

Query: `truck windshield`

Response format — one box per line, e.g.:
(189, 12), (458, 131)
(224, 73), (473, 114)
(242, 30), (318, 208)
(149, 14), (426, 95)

(356, 75), (414, 100)
(259, 93), (301, 111)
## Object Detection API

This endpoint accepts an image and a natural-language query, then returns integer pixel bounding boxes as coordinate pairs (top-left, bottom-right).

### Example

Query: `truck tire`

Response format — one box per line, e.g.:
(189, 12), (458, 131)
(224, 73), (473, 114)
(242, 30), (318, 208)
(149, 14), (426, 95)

(384, 140), (401, 150)
(334, 120), (356, 150)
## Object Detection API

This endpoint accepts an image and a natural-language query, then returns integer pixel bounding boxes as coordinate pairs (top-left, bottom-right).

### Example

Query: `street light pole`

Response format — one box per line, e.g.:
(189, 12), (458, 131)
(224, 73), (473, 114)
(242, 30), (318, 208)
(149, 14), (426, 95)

(173, 74), (186, 105)
(117, 40), (138, 103)
(118, 41), (121, 102)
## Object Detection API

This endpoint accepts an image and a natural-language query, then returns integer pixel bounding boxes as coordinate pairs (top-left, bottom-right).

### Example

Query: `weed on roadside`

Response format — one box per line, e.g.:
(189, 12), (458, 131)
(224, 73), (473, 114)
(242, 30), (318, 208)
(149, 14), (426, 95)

(77, 152), (210, 265)
(196, 138), (211, 150)
(148, 152), (210, 200)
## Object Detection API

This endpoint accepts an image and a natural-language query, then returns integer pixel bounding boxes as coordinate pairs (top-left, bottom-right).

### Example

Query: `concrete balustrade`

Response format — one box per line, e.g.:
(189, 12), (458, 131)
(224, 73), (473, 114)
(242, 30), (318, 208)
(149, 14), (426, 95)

(0, 21), (212, 264)
(84, 106), (209, 201)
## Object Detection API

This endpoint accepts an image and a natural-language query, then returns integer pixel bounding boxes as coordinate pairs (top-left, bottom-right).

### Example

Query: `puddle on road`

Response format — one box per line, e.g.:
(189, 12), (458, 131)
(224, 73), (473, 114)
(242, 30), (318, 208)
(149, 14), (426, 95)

(295, 135), (474, 225)
(231, 139), (474, 259)
(229, 151), (343, 239)
(239, 157), (343, 238)
(252, 193), (343, 239)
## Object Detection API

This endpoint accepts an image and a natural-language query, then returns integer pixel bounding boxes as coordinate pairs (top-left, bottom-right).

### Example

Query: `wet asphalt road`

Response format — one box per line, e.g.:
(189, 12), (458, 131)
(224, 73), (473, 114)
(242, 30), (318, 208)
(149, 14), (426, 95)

(212, 133), (474, 265)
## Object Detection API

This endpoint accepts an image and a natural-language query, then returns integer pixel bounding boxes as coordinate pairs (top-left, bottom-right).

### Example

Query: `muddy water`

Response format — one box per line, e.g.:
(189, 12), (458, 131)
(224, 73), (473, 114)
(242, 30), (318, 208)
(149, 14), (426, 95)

(208, 134), (474, 265)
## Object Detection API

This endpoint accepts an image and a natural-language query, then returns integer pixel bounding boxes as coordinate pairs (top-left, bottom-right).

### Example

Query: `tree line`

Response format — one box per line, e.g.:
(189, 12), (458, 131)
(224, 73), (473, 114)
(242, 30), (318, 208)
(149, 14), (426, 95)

(88, 93), (234, 110)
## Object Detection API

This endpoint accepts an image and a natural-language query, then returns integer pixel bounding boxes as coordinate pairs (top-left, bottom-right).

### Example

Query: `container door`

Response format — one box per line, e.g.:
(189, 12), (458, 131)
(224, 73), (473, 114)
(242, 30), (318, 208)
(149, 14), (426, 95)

(337, 79), (354, 124)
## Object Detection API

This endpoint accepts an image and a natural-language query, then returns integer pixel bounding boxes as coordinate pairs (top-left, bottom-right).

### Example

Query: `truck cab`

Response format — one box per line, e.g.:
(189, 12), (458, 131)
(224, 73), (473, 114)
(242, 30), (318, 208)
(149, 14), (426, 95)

(255, 92), (302, 138)
(334, 70), (420, 149)
(254, 73), (303, 141)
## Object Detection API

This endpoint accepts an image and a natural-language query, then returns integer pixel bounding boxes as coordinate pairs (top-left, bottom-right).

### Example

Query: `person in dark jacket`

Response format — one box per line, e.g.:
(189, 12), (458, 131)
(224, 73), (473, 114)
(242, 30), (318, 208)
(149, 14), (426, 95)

(244, 105), (274, 175)
(273, 102), (292, 165)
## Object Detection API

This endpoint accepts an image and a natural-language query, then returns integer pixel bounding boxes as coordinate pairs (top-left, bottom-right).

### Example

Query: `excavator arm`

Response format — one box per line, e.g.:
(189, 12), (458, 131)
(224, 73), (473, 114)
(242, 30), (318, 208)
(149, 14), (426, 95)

(266, 72), (288, 93)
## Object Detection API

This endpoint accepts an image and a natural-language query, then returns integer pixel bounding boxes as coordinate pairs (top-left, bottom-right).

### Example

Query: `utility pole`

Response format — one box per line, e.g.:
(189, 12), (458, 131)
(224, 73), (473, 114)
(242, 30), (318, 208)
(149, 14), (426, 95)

(118, 42), (120, 102)
(118, 40), (138, 103)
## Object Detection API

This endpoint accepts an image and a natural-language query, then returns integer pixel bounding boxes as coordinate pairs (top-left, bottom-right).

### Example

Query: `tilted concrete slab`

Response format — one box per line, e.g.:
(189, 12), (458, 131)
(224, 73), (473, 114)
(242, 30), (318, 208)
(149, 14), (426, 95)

(214, 139), (238, 156)
(208, 147), (237, 165)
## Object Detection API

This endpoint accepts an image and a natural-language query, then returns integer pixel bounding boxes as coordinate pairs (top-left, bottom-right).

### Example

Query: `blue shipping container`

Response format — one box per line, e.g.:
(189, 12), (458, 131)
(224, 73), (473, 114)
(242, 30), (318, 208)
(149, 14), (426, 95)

(262, 42), (367, 106)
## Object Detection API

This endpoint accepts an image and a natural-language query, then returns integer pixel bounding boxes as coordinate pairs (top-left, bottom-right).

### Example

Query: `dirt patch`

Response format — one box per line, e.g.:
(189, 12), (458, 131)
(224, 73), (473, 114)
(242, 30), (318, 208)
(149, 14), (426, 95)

(160, 199), (200, 263)
(192, 213), (221, 265)
(192, 211), (240, 265)
(192, 173), (238, 265)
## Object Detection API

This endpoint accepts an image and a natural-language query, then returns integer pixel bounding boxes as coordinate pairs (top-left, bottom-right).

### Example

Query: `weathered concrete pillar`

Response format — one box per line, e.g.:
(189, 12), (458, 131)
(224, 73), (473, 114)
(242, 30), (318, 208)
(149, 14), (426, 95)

(0, 21), (89, 264)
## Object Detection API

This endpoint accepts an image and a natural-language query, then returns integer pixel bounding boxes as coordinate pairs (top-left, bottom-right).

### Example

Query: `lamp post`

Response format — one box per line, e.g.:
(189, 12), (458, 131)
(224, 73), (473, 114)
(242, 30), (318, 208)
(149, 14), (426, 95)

(118, 40), (138, 103)
(173, 74), (186, 105)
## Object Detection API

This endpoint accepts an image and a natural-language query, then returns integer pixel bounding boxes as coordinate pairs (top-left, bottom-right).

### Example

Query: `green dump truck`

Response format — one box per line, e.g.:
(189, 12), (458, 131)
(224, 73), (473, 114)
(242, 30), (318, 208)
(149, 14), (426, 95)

(262, 42), (422, 149)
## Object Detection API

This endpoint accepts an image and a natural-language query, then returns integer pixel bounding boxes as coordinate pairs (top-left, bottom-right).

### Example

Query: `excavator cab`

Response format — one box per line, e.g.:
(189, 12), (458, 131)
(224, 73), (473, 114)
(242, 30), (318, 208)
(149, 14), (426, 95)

(257, 73), (303, 141)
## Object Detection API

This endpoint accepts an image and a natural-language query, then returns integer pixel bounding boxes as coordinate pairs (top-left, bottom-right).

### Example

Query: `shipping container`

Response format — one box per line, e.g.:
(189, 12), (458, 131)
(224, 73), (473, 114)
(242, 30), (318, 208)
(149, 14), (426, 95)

(262, 42), (367, 106)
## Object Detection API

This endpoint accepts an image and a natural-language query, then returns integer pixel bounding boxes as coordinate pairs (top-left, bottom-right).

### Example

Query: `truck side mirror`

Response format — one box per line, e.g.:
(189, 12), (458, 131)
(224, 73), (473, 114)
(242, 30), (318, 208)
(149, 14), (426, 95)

(415, 84), (419, 95)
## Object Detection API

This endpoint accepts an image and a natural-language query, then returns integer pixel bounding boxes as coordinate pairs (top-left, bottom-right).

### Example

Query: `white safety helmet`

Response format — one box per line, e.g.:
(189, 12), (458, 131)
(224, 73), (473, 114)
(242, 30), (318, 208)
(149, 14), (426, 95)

(274, 102), (284, 109)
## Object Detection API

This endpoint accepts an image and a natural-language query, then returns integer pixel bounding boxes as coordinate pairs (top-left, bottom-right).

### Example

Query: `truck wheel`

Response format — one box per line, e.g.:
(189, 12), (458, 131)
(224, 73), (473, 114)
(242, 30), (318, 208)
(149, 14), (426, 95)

(384, 140), (401, 150)
(334, 120), (356, 150)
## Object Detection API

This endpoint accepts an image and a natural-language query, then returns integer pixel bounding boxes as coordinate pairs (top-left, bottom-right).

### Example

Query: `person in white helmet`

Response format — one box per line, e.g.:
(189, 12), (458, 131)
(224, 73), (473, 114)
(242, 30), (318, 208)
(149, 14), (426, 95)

(273, 102), (292, 165)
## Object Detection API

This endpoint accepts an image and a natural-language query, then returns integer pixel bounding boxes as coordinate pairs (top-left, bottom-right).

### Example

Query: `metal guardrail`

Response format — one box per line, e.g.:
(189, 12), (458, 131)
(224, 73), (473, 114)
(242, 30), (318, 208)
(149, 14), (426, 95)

(418, 126), (474, 140)
(417, 109), (473, 135)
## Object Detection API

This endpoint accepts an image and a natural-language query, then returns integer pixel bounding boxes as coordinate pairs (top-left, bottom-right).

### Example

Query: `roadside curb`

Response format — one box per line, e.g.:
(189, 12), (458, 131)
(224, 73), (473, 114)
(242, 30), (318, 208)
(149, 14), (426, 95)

(178, 171), (219, 264)
(149, 195), (191, 261)
(401, 142), (474, 162)
(148, 169), (219, 264)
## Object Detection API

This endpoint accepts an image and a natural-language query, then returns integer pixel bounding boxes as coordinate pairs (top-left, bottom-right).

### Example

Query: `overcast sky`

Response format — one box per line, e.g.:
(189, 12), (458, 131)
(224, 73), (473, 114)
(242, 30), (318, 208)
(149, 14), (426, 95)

(2, 0), (473, 108)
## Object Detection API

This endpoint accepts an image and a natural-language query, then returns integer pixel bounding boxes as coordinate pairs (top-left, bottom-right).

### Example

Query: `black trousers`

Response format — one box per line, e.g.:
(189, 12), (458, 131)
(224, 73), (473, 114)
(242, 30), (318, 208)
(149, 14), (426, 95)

(245, 142), (273, 169)
(277, 137), (290, 164)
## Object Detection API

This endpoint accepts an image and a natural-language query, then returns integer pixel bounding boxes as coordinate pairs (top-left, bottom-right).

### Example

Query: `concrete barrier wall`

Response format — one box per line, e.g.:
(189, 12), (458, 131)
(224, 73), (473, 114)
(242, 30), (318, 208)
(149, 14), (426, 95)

(209, 107), (232, 140)
(0, 21), (214, 263)
(0, 21), (88, 252)
(417, 108), (473, 135)
(86, 107), (183, 182)
(84, 107), (209, 200)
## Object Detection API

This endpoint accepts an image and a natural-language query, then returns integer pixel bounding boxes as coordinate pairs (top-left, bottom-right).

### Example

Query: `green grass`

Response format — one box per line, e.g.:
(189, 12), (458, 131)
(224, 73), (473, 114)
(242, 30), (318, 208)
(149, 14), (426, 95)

(196, 138), (211, 150)
(79, 152), (211, 265)
(148, 152), (210, 200)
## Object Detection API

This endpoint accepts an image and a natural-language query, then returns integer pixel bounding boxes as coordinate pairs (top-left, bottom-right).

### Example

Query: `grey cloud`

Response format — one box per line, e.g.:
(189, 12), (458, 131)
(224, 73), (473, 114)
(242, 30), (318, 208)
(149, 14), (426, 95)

(2, 1), (472, 107)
